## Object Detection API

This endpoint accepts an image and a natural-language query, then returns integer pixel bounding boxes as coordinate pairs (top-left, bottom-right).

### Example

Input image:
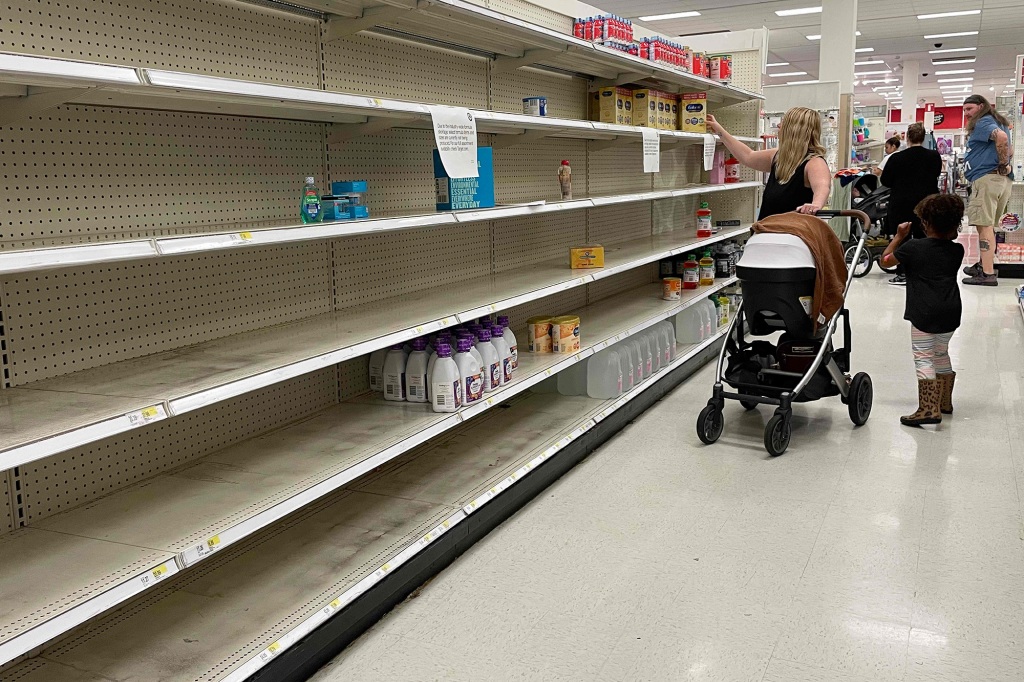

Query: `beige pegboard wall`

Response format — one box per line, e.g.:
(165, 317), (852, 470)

(2, 243), (333, 385)
(492, 212), (586, 273)
(331, 223), (491, 311)
(322, 32), (489, 108)
(588, 143), (653, 196)
(487, 0), (574, 33)
(654, 143), (704, 191)
(587, 264), (657, 305)
(490, 69), (588, 119)
(503, 286), (587, 343)
(0, 0), (320, 87)
(16, 368), (338, 525)
(1, 472), (13, 533)
(652, 195), (701, 236)
(337, 356), (370, 402)
(588, 203), (652, 245)
(0, 106), (326, 250)
(493, 138), (587, 203)
(704, 189), (759, 226)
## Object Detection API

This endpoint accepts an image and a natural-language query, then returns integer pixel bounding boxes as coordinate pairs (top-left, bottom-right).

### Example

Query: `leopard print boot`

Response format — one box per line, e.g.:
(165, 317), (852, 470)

(937, 372), (956, 415)
(901, 379), (942, 426)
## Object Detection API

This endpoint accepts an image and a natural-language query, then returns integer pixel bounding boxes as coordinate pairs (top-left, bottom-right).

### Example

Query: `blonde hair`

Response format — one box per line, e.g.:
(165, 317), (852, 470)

(775, 107), (826, 184)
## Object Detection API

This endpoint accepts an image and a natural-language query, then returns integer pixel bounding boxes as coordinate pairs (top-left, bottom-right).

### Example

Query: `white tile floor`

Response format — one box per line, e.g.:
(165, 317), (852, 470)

(312, 274), (1024, 682)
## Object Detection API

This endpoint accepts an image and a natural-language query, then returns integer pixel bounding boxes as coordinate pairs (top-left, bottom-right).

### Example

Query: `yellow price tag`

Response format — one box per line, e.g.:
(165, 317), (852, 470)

(141, 406), (159, 419)
(416, 326), (424, 333)
(330, 599), (341, 609)
(207, 535), (221, 549)
(152, 564), (168, 579)
(443, 520), (450, 528)
(268, 642), (280, 654)
(381, 563), (391, 573)
(239, 231), (253, 240)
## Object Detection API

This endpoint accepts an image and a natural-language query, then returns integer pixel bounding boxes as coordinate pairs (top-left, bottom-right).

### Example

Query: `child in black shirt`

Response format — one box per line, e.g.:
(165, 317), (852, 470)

(881, 194), (965, 426)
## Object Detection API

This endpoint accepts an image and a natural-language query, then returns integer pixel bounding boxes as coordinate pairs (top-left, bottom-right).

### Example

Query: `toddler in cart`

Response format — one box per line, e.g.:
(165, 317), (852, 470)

(881, 194), (965, 426)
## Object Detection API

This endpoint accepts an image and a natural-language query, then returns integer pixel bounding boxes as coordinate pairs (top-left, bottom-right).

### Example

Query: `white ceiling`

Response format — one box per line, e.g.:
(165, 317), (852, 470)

(591, 0), (1022, 110)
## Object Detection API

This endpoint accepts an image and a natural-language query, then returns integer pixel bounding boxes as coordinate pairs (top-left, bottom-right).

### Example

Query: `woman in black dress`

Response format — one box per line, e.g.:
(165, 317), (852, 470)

(707, 106), (832, 219)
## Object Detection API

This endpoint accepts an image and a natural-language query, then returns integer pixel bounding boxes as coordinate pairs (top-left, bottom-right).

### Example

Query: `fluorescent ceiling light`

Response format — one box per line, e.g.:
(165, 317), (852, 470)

(935, 69), (975, 75)
(776, 6), (821, 16)
(861, 78), (894, 84)
(939, 84), (970, 89)
(807, 31), (860, 40)
(765, 62), (789, 67)
(788, 79), (820, 84)
(856, 70), (891, 76)
(638, 11), (700, 20)
(924, 31), (978, 38)
(873, 86), (899, 90)
(937, 77), (974, 82)
(918, 9), (981, 19)
(855, 60), (883, 65)
(932, 57), (977, 65)
(855, 47), (874, 53)
(929, 47), (977, 54)
(767, 71), (808, 77)
(854, 101), (862, 104)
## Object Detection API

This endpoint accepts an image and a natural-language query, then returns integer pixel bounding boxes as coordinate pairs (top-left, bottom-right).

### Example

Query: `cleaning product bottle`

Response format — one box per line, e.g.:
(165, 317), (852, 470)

(383, 344), (407, 402)
(496, 315), (518, 370)
(490, 324), (513, 385)
(368, 348), (388, 392)
(724, 155), (740, 183)
(454, 337), (484, 405)
(699, 249), (715, 286)
(680, 253), (699, 290)
(587, 347), (622, 399)
(300, 177), (323, 224)
(696, 201), (713, 237)
(430, 344), (462, 413)
(475, 328), (501, 393)
(558, 160), (572, 200)
(405, 338), (430, 403)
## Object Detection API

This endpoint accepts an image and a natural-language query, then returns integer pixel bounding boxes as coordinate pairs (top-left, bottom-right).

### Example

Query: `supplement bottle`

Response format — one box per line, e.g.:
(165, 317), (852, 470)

(454, 338), (484, 405)
(699, 249), (715, 286)
(475, 328), (501, 393)
(496, 315), (519, 370)
(682, 254), (699, 290)
(405, 338), (430, 403)
(368, 348), (388, 392)
(383, 344), (407, 402)
(558, 160), (572, 200)
(430, 344), (462, 413)
(724, 156), (740, 183)
(490, 324), (513, 385)
(300, 177), (323, 224)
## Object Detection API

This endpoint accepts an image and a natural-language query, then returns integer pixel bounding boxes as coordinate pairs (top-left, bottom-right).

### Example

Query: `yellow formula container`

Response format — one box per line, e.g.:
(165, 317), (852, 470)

(527, 316), (553, 353)
(551, 315), (581, 354)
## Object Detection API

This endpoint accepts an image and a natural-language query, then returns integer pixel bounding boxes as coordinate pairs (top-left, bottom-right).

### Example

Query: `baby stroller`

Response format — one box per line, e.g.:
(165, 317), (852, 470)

(696, 210), (873, 456)
(844, 176), (896, 277)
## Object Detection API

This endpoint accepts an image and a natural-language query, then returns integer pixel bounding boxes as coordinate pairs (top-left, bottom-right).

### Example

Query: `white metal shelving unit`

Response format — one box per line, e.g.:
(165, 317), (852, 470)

(0, 0), (764, 677)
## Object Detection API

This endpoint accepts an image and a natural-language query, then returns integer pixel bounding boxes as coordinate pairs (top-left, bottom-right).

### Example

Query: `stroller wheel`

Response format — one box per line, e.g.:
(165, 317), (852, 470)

(697, 404), (725, 444)
(740, 400), (759, 411)
(848, 372), (873, 426)
(764, 412), (792, 456)
(844, 243), (873, 278)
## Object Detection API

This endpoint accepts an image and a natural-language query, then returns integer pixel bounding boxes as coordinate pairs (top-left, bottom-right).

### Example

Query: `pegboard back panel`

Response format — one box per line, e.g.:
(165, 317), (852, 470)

(654, 144), (704, 191)
(490, 70), (588, 119)
(327, 129), (439, 217)
(704, 188), (760, 227)
(487, 0), (574, 33)
(709, 51), (761, 138)
(653, 195), (701, 235)
(2, 243), (332, 385)
(587, 265), (657, 305)
(588, 144), (653, 196)
(502, 287), (588, 344)
(322, 33), (489, 108)
(337, 356), (370, 402)
(492, 212), (586, 273)
(493, 139), (587, 203)
(13, 368), (337, 526)
(0, 106), (326, 250)
(1, 472), (13, 533)
(331, 223), (491, 311)
(0, 0), (320, 87)
(587, 204), (652, 245)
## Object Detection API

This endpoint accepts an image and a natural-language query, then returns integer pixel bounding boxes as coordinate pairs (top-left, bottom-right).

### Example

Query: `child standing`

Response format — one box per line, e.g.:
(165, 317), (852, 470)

(881, 194), (965, 426)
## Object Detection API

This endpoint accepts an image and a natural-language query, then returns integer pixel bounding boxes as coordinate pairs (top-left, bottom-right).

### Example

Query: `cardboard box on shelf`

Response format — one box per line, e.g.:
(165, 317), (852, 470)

(569, 245), (605, 269)
(594, 87), (633, 125)
(679, 92), (708, 133)
(633, 89), (657, 128)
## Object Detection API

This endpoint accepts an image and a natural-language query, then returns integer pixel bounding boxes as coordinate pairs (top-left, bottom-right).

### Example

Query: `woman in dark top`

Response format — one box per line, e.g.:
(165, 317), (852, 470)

(708, 106), (831, 219)
(880, 122), (943, 284)
(881, 194), (964, 427)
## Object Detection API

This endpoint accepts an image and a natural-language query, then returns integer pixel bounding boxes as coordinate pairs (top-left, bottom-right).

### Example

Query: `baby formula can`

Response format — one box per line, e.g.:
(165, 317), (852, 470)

(527, 316), (553, 353)
(551, 315), (581, 354)
(662, 277), (682, 301)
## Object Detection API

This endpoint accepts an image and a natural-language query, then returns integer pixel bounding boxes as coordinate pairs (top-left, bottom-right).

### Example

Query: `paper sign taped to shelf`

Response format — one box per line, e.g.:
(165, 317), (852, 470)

(127, 404), (167, 428)
(428, 105), (478, 178)
(642, 128), (660, 173)
(703, 134), (716, 171)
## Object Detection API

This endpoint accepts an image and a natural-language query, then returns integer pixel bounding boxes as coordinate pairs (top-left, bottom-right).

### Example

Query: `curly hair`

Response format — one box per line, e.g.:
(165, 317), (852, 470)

(914, 194), (964, 238)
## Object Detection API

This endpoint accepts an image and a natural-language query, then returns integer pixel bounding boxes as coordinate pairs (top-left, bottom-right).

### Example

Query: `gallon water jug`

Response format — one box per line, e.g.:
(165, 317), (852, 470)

(647, 328), (664, 373)
(617, 342), (635, 391)
(557, 359), (588, 396)
(657, 321), (676, 365)
(628, 337), (646, 382)
(587, 348), (622, 399)
(675, 306), (704, 344)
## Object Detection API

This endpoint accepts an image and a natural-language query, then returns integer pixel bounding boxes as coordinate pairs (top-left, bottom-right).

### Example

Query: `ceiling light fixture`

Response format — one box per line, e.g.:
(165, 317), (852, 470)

(855, 70), (891, 76)
(776, 6), (822, 15)
(787, 79), (820, 84)
(855, 47), (875, 53)
(765, 62), (790, 67)
(935, 69), (975, 75)
(937, 77), (974, 82)
(917, 9), (981, 19)
(929, 47), (977, 54)
(855, 60), (884, 65)
(932, 57), (977, 65)
(807, 31), (860, 40)
(923, 31), (979, 39)
(638, 11), (701, 20)
(861, 78), (894, 84)
(767, 71), (808, 77)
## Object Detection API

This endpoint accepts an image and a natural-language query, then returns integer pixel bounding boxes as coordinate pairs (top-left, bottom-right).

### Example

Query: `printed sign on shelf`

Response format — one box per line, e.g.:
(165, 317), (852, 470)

(428, 106), (479, 179)
(642, 128), (660, 173)
(702, 133), (716, 171)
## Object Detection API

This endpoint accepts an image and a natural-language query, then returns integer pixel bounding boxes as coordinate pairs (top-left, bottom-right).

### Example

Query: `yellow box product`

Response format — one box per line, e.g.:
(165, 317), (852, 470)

(679, 92), (708, 132)
(569, 244), (605, 269)
(527, 316), (553, 353)
(594, 87), (633, 125)
(551, 316), (581, 354)
(669, 94), (680, 130)
(654, 90), (667, 130)
(632, 89), (658, 128)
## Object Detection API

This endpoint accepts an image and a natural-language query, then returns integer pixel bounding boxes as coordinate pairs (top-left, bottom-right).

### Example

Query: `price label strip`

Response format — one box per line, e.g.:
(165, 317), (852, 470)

(126, 404), (168, 428)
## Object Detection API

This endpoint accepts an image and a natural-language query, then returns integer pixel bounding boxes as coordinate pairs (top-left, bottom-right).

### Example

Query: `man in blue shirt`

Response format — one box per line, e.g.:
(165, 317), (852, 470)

(961, 94), (1014, 286)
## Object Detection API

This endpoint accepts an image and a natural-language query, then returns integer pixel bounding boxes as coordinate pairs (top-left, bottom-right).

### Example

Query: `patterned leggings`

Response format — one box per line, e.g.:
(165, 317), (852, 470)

(911, 326), (954, 380)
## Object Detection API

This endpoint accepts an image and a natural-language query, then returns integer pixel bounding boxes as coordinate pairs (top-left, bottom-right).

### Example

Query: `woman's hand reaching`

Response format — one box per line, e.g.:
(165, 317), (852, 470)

(706, 114), (724, 135)
(795, 203), (823, 215)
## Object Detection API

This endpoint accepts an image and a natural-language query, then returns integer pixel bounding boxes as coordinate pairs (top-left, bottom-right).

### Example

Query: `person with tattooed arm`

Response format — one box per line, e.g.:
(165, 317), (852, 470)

(961, 94), (1013, 286)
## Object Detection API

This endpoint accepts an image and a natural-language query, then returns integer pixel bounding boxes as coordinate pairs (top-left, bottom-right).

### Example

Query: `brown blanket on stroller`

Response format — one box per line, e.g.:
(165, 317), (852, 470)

(752, 212), (847, 334)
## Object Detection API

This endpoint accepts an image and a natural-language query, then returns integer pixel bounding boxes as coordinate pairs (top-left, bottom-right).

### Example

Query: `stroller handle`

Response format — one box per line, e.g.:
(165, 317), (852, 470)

(813, 209), (871, 228)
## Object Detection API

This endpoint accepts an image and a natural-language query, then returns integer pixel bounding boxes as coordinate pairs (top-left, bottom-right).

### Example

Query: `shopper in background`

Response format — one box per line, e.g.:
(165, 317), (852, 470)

(707, 107), (831, 219)
(961, 94), (1013, 286)
(872, 136), (901, 176)
(880, 123), (942, 285)
(881, 194), (965, 427)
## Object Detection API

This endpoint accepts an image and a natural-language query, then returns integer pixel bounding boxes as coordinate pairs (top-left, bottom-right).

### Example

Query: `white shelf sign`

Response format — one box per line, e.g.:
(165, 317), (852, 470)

(642, 128), (660, 173)
(703, 134), (716, 171)
(429, 105), (478, 179)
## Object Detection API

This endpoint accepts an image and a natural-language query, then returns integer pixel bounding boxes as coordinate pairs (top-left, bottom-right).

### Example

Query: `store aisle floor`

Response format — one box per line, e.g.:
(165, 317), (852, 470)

(312, 277), (1024, 682)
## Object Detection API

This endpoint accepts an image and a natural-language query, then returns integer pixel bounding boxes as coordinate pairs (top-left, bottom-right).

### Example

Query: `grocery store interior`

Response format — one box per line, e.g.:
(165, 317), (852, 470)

(0, 1), (1022, 681)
